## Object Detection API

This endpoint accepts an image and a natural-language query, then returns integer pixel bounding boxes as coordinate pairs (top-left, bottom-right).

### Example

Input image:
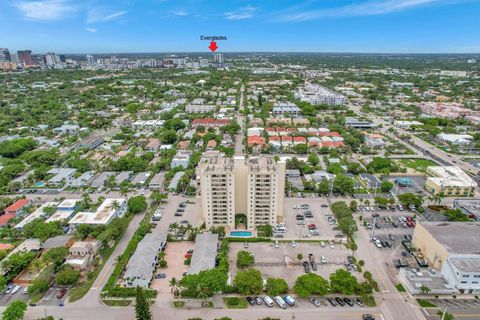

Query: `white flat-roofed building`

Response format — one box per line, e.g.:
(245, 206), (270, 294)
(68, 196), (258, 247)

(69, 198), (127, 226)
(70, 171), (96, 188)
(187, 232), (219, 275)
(393, 120), (423, 129)
(425, 166), (477, 197)
(15, 202), (58, 230)
(294, 83), (345, 106)
(46, 199), (80, 223)
(437, 133), (473, 146)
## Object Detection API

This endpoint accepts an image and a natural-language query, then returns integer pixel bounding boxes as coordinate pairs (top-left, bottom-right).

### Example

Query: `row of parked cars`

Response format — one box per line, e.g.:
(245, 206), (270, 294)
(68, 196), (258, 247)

(246, 295), (367, 309)
(246, 295), (295, 309)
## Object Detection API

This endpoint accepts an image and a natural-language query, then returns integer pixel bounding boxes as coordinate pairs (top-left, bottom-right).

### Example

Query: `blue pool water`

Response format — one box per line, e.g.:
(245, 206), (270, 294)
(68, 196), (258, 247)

(229, 231), (253, 237)
(34, 182), (45, 187)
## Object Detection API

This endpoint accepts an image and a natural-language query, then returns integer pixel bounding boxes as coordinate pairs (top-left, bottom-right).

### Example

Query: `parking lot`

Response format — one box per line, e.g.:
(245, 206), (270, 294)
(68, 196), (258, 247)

(359, 205), (417, 266)
(151, 242), (192, 293)
(38, 287), (68, 306)
(229, 241), (357, 287)
(281, 198), (341, 241)
(0, 285), (29, 306)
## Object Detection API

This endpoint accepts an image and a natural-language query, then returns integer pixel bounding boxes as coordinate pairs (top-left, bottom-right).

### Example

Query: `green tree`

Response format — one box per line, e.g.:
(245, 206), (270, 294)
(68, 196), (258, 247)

(55, 266), (81, 286)
(294, 144), (308, 154)
(333, 174), (354, 194)
(330, 269), (358, 295)
(2, 300), (27, 320)
(265, 278), (288, 296)
(233, 268), (263, 295)
(293, 273), (329, 298)
(135, 286), (152, 320)
(128, 196), (148, 214)
(350, 200), (358, 212)
(380, 181), (394, 193)
(236, 250), (254, 269)
(308, 153), (319, 166)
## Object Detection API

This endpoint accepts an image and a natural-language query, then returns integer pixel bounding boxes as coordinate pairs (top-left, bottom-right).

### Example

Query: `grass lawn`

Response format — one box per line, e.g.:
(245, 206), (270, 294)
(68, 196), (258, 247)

(223, 297), (248, 309)
(398, 159), (437, 173)
(416, 299), (437, 308)
(395, 283), (406, 292)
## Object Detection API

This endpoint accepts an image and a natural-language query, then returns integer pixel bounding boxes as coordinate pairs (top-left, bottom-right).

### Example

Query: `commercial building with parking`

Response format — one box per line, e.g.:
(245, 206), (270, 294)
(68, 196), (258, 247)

(425, 166), (477, 197)
(411, 222), (480, 294)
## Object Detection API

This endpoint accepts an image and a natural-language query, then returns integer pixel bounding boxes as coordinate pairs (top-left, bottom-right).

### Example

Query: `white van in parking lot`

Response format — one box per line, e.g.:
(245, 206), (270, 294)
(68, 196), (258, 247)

(263, 295), (274, 307)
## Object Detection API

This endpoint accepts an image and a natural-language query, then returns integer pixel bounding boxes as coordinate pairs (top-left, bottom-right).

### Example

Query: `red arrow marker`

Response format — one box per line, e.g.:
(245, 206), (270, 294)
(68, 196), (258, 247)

(208, 41), (218, 52)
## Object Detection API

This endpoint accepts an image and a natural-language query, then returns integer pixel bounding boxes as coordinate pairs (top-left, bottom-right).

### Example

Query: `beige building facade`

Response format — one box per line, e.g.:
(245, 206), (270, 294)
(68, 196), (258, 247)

(199, 155), (285, 229)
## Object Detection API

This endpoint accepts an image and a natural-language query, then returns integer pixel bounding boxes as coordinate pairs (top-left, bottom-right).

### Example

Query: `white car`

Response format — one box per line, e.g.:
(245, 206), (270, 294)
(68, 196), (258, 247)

(375, 240), (382, 248)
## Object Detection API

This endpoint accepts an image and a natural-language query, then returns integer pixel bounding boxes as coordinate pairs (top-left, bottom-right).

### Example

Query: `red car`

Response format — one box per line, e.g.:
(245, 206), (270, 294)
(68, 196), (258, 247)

(56, 288), (67, 299)
(406, 216), (413, 222)
(184, 252), (192, 258)
(307, 224), (317, 230)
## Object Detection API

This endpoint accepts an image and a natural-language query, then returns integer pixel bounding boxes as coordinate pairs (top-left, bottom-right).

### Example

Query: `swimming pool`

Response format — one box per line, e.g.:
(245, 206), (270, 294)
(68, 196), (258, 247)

(229, 230), (254, 237)
(34, 182), (45, 187)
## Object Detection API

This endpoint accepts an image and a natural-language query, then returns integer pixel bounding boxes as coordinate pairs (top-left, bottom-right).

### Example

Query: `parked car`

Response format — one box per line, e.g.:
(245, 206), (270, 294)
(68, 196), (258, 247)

(310, 297), (320, 307)
(327, 298), (337, 307)
(283, 295), (295, 306)
(354, 298), (364, 307)
(246, 297), (255, 306)
(56, 288), (67, 299)
(155, 273), (166, 279)
(362, 314), (375, 320)
(343, 297), (354, 306)
(302, 261), (310, 273)
(274, 296), (287, 309)
(308, 254), (317, 271)
(335, 297), (346, 306)
(263, 295), (274, 307)
(254, 296), (263, 305)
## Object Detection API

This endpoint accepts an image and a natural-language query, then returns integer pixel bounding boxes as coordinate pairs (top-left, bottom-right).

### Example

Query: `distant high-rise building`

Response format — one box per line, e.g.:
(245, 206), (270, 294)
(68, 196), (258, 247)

(45, 52), (61, 67)
(86, 54), (95, 65)
(17, 50), (32, 66)
(10, 53), (19, 63)
(199, 58), (209, 68)
(0, 48), (11, 62)
(213, 53), (224, 64)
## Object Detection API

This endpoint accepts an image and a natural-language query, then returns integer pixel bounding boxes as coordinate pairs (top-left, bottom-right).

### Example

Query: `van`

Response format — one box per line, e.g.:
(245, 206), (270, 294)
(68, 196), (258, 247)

(263, 295), (274, 307)
(274, 296), (287, 309)
(284, 295), (295, 306)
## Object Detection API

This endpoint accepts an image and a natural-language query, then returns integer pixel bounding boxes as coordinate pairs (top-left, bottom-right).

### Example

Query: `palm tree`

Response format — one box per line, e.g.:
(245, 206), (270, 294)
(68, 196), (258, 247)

(169, 277), (177, 294)
(196, 285), (210, 307)
(111, 200), (120, 211)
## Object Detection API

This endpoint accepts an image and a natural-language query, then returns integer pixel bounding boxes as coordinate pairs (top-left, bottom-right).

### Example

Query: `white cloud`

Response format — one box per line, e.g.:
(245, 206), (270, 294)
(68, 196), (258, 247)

(276, 0), (465, 22)
(87, 9), (126, 24)
(15, 0), (76, 21)
(170, 10), (188, 16)
(224, 6), (256, 20)
(85, 27), (96, 33)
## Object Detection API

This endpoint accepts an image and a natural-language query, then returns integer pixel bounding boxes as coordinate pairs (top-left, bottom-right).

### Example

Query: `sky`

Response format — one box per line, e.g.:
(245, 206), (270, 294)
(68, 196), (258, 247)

(1, 0), (480, 54)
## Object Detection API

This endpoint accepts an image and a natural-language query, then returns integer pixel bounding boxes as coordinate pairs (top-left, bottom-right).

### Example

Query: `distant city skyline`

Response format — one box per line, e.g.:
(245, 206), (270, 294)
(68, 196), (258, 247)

(1, 0), (480, 53)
